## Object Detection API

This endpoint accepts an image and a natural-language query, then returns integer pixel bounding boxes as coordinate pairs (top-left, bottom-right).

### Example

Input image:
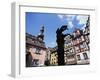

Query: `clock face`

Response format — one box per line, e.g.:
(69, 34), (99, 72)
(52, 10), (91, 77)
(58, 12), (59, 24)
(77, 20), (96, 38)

(38, 37), (43, 41)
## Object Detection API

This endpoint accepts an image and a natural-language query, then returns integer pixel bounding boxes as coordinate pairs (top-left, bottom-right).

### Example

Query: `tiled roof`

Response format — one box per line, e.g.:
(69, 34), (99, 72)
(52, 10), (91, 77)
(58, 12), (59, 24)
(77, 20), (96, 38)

(26, 33), (46, 49)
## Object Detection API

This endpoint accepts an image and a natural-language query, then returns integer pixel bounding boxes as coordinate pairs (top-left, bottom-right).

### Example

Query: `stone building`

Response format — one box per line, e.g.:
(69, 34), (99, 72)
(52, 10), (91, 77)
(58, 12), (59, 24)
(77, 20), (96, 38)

(49, 47), (58, 66)
(64, 34), (77, 65)
(49, 16), (90, 65)
(26, 26), (47, 67)
(73, 17), (90, 64)
(72, 29), (89, 64)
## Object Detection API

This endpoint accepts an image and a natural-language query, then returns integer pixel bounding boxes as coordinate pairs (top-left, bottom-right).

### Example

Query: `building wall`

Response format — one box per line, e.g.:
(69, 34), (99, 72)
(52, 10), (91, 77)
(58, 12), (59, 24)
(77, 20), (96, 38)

(26, 33), (47, 67)
(49, 27), (90, 65)
(64, 25), (90, 65)
(64, 35), (77, 65)
(76, 51), (90, 64)
(73, 28), (90, 65)
(50, 50), (58, 66)
(29, 48), (46, 66)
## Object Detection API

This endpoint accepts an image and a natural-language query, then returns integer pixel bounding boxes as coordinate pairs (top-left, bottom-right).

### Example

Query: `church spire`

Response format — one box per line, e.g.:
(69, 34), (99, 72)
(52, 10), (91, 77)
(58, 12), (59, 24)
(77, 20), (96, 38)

(37, 26), (44, 41)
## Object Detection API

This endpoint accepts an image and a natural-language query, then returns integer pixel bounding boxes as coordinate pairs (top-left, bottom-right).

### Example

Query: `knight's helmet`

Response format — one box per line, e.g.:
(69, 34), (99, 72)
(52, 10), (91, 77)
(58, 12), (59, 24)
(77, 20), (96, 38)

(37, 26), (44, 42)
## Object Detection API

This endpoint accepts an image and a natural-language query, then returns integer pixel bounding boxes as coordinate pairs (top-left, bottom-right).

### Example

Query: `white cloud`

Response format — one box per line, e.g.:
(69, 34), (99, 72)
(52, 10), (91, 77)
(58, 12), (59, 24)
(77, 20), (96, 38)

(77, 15), (88, 24)
(57, 14), (88, 29)
(65, 15), (75, 28)
(57, 14), (75, 21)
(68, 21), (73, 28)
(57, 15), (64, 20)
(57, 14), (75, 28)
(65, 15), (75, 21)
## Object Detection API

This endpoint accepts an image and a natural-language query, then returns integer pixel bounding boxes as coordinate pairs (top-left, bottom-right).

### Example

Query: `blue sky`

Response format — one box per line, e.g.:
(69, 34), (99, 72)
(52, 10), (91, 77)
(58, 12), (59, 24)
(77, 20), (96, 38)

(26, 12), (89, 48)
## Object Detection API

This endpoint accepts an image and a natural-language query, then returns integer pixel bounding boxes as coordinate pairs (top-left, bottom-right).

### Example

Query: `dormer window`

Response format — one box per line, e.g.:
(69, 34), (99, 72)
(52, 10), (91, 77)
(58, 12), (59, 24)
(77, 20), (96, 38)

(36, 48), (41, 54)
(77, 30), (80, 35)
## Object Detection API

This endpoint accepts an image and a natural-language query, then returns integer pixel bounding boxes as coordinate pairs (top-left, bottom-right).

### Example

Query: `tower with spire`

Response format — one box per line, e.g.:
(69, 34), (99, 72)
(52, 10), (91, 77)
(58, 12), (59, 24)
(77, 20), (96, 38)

(37, 26), (44, 42)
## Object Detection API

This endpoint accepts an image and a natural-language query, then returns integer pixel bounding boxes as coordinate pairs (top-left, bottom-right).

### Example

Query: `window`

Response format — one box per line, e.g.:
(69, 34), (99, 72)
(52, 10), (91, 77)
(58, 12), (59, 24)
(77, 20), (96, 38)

(77, 55), (81, 60)
(65, 44), (68, 48)
(83, 53), (88, 60)
(81, 36), (85, 41)
(69, 42), (72, 46)
(77, 30), (80, 35)
(73, 40), (77, 45)
(80, 43), (88, 51)
(80, 44), (84, 49)
(65, 41), (68, 44)
(77, 38), (80, 44)
(83, 42), (88, 50)
(73, 32), (76, 37)
(36, 48), (41, 54)
(31, 59), (39, 66)
(79, 37), (82, 43)
(66, 49), (70, 54)
(85, 36), (89, 43)
(70, 48), (74, 53)
(75, 46), (80, 53)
